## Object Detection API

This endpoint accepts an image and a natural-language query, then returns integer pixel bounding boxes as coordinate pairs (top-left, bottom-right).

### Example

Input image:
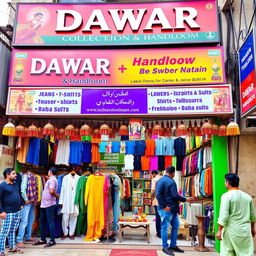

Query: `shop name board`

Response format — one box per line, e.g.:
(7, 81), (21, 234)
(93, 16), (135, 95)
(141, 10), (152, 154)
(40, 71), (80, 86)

(13, 1), (219, 46)
(9, 47), (225, 87)
(239, 29), (256, 117)
(6, 86), (232, 116)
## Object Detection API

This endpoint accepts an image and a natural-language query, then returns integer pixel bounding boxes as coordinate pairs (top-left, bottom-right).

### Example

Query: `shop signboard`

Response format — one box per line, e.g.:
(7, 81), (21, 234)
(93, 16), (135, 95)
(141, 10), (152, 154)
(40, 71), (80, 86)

(0, 145), (15, 180)
(13, 1), (219, 46)
(100, 153), (124, 165)
(9, 47), (225, 87)
(6, 85), (232, 116)
(239, 29), (256, 117)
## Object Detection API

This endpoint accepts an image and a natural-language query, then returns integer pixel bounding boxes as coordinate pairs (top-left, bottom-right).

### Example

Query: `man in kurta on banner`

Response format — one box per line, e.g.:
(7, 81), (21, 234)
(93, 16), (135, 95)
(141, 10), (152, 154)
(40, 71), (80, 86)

(216, 173), (256, 256)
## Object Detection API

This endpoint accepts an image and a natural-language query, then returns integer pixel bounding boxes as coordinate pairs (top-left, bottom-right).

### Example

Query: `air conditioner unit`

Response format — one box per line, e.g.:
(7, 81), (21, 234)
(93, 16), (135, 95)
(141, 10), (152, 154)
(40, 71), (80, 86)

(240, 117), (256, 134)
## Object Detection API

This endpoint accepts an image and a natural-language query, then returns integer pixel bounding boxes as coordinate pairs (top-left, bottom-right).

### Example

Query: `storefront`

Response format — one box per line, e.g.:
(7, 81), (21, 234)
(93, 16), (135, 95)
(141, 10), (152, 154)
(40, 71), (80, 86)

(3, 0), (240, 252)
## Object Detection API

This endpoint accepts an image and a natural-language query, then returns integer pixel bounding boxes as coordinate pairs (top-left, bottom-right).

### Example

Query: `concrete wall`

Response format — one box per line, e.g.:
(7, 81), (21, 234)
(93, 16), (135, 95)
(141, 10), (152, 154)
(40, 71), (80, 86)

(238, 135), (256, 247)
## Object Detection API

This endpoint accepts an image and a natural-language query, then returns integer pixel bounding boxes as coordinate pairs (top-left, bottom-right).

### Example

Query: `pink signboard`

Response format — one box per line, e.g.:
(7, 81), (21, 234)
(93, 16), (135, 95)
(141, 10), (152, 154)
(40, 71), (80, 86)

(13, 1), (219, 46)
(9, 47), (226, 87)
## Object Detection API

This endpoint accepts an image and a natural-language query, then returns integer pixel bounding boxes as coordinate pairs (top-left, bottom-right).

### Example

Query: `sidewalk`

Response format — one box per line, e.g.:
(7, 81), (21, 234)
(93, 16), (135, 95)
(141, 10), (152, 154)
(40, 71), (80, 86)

(18, 245), (219, 256)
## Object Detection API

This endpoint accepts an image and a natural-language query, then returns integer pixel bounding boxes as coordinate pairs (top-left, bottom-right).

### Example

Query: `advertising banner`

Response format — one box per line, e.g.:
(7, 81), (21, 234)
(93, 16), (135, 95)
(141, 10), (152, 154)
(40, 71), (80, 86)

(239, 30), (256, 117)
(13, 1), (219, 46)
(0, 145), (15, 180)
(9, 47), (225, 87)
(7, 85), (232, 116)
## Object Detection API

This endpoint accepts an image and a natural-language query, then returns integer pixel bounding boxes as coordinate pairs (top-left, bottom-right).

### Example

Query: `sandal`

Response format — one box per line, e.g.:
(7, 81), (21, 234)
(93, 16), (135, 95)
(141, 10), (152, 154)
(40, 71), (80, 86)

(44, 241), (56, 248)
(8, 248), (24, 254)
(32, 240), (47, 246)
(69, 235), (75, 240)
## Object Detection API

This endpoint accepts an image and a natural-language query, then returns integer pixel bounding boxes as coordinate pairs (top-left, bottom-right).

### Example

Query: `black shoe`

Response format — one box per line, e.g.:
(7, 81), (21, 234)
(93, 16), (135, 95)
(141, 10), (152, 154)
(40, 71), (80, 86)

(33, 240), (46, 246)
(169, 246), (184, 253)
(162, 248), (175, 256)
(44, 241), (56, 248)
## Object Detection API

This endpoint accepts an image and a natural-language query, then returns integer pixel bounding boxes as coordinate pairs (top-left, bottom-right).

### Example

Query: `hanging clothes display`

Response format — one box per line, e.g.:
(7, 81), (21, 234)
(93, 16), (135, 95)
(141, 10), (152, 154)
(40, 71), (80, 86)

(84, 174), (105, 241)
(74, 174), (90, 236)
(59, 173), (80, 238)
(55, 139), (70, 165)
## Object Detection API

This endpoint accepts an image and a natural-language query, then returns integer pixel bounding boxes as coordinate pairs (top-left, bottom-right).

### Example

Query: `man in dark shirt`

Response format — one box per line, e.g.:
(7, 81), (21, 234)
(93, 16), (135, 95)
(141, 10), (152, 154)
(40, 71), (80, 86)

(156, 166), (193, 256)
(0, 168), (23, 256)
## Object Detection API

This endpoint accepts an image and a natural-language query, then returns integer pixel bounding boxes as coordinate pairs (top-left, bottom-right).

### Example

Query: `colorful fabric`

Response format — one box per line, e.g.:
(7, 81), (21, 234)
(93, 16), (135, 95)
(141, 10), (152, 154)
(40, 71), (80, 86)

(26, 173), (38, 204)
(84, 175), (106, 241)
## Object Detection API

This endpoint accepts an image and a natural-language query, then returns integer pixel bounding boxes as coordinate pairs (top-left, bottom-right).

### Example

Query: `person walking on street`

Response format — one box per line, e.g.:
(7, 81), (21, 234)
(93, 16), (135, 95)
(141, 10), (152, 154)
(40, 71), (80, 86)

(0, 168), (24, 256)
(33, 167), (59, 247)
(151, 170), (162, 238)
(216, 173), (256, 256)
(156, 166), (193, 256)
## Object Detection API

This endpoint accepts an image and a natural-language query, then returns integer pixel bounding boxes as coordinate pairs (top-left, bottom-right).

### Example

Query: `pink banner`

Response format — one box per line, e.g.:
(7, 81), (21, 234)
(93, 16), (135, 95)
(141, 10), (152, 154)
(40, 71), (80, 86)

(13, 1), (219, 46)
(9, 47), (226, 87)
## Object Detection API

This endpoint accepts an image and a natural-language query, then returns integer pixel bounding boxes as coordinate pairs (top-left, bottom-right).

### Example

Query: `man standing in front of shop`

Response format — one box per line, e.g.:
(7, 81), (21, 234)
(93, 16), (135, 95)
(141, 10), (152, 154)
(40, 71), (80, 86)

(156, 166), (193, 256)
(216, 173), (256, 256)
(0, 168), (23, 256)
(33, 167), (59, 247)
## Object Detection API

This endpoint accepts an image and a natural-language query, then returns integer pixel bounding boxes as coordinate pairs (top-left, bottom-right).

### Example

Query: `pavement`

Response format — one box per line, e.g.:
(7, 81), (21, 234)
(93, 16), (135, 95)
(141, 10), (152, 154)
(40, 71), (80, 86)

(13, 245), (219, 256)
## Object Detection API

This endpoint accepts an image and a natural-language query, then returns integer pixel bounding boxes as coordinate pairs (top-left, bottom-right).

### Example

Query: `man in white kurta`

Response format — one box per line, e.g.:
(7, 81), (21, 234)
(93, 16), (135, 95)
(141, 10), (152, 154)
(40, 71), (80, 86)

(216, 173), (256, 256)
(59, 173), (80, 239)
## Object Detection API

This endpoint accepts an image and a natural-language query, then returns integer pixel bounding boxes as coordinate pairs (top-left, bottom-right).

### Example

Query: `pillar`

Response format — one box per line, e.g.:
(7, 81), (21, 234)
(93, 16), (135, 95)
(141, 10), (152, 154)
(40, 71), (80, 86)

(211, 135), (229, 253)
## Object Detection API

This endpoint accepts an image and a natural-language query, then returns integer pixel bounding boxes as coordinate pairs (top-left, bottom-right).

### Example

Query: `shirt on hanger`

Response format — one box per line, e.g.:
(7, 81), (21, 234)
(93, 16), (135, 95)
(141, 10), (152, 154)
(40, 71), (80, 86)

(69, 141), (83, 165)
(59, 173), (80, 215)
(149, 156), (158, 170)
(174, 137), (186, 156)
(141, 156), (150, 170)
(124, 155), (134, 170)
(134, 140), (146, 156)
(81, 142), (92, 163)
(99, 142), (107, 153)
(133, 155), (142, 170)
(158, 156), (165, 170)
(55, 139), (70, 165)
(145, 139), (155, 156)
(111, 141), (121, 153)
(26, 137), (41, 165)
(155, 139), (164, 156)
(163, 138), (175, 156)
(125, 141), (135, 154)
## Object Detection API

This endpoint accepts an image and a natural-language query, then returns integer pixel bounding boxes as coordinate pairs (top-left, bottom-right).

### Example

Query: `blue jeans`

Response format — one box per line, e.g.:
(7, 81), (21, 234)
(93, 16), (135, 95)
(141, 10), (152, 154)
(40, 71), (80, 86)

(158, 209), (180, 249)
(16, 204), (35, 243)
(40, 205), (55, 242)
